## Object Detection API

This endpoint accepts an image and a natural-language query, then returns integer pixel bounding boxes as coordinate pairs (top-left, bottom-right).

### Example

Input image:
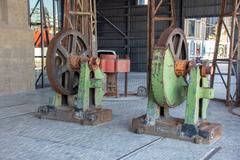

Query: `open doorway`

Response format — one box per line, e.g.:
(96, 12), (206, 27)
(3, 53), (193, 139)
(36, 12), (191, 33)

(184, 17), (231, 60)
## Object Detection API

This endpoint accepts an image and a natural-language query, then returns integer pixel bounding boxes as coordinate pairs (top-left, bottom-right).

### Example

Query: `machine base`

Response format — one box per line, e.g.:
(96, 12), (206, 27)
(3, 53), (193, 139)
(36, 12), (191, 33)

(132, 115), (222, 144)
(36, 106), (112, 126)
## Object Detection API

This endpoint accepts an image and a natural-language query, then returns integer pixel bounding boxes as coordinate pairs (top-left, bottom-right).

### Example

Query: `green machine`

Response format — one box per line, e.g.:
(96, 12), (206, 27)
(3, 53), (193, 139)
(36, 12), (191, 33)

(37, 30), (112, 125)
(132, 28), (222, 144)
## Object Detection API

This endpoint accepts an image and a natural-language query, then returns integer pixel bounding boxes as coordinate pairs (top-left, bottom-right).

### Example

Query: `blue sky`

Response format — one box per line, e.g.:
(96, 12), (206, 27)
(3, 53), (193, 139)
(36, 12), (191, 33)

(30, 0), (54, 14)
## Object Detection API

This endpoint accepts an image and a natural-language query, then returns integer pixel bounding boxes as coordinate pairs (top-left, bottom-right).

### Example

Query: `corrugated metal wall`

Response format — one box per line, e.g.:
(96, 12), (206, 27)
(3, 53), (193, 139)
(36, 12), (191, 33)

(97, 0), (148, 71)
(97, 0), (230, 72)
(183, 0), (232, 18)
(97, 0), (128, 55)
(97, 0), (182, 71)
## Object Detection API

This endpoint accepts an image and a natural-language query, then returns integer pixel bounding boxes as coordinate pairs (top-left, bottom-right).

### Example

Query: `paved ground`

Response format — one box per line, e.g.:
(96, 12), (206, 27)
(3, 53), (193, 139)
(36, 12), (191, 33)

(0, 73), (239, 160)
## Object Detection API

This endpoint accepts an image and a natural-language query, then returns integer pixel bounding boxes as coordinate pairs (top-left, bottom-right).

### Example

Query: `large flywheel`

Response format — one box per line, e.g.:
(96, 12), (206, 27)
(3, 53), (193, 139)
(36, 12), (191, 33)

(46, 30), (89, 95)
(151, 27), (188, 107)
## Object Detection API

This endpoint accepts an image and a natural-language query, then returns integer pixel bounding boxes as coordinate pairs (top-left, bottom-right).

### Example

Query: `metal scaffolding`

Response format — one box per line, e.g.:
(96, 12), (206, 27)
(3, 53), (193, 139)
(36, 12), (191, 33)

(28, 0), (62, 88)
(210, 0), (240, 106)
(63, 0), (97, 55)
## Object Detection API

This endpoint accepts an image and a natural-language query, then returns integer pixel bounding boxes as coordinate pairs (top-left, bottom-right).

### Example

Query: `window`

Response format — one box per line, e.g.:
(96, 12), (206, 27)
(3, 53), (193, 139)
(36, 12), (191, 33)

(188, 20), (195, 37)
(137, 0), (148, 5)
(195, 21), (201, 38)
(0, 0), (8, 23)
(190, 41), (195, 56)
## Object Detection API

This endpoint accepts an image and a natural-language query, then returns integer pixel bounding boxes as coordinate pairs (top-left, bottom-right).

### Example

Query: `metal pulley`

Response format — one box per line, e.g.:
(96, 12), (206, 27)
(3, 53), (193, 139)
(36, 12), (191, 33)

(46, 30), (88, 95)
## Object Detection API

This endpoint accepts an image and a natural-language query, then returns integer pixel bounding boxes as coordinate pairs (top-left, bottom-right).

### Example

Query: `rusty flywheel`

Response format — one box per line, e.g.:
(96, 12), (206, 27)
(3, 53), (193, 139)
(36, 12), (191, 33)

(46, 30), (89, 95)
(156, 27), (188, 60)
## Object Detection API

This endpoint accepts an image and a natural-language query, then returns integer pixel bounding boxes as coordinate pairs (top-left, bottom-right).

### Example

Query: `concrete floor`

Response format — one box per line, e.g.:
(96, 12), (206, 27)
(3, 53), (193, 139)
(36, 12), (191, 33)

(0, 73), (239, 160)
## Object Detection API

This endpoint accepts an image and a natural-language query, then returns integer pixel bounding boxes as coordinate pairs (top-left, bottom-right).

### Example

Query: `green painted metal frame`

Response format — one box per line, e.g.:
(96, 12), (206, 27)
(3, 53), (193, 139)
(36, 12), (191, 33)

(76, 61), (105, 112)
(50, 92), (62, 108)
(50, 60), (105, 112)
(146, 47), (214, 126)
(185, 67), (214, 125)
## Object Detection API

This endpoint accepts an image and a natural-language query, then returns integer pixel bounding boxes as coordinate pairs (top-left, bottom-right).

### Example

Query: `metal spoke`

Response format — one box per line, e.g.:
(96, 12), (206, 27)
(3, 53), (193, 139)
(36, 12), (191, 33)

(76, 40), (82, 50)
(68, 71), (75, 92)
(73, 81), (79, 87)
(176, 36), (184, 59)
(57, 43), (68, 58)
(71, 34), (77, 53)
(80, 50), (88, 55)
(57, 65), (68, 76)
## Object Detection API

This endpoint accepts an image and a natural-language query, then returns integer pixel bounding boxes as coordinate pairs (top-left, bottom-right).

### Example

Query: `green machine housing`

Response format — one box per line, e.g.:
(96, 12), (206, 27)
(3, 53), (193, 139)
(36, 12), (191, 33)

(132, 27), (222, 144)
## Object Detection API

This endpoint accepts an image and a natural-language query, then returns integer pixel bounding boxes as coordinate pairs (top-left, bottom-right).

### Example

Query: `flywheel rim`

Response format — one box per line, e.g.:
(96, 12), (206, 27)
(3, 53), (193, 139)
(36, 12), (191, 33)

(156, 27), (188, 60)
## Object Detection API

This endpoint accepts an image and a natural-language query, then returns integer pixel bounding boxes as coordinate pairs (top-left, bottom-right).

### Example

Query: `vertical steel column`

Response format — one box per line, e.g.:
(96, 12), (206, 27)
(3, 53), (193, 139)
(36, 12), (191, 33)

(53, 0), (56, 35)
(92, 0), (98, 53)
(125, 0), (131, 97)
(179, 0), (184, 29)
(237, 24), (240, 106)
(27, 0), (31, 26)
(226, 0), (237, 106)
(127, 0), (131, 56)
(147, 0), (155, 92)
(124, 55), (129, 97)
(40, 0), (45, 88)
(170, 0), (176, 27)
(58, 0), (64, 29)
